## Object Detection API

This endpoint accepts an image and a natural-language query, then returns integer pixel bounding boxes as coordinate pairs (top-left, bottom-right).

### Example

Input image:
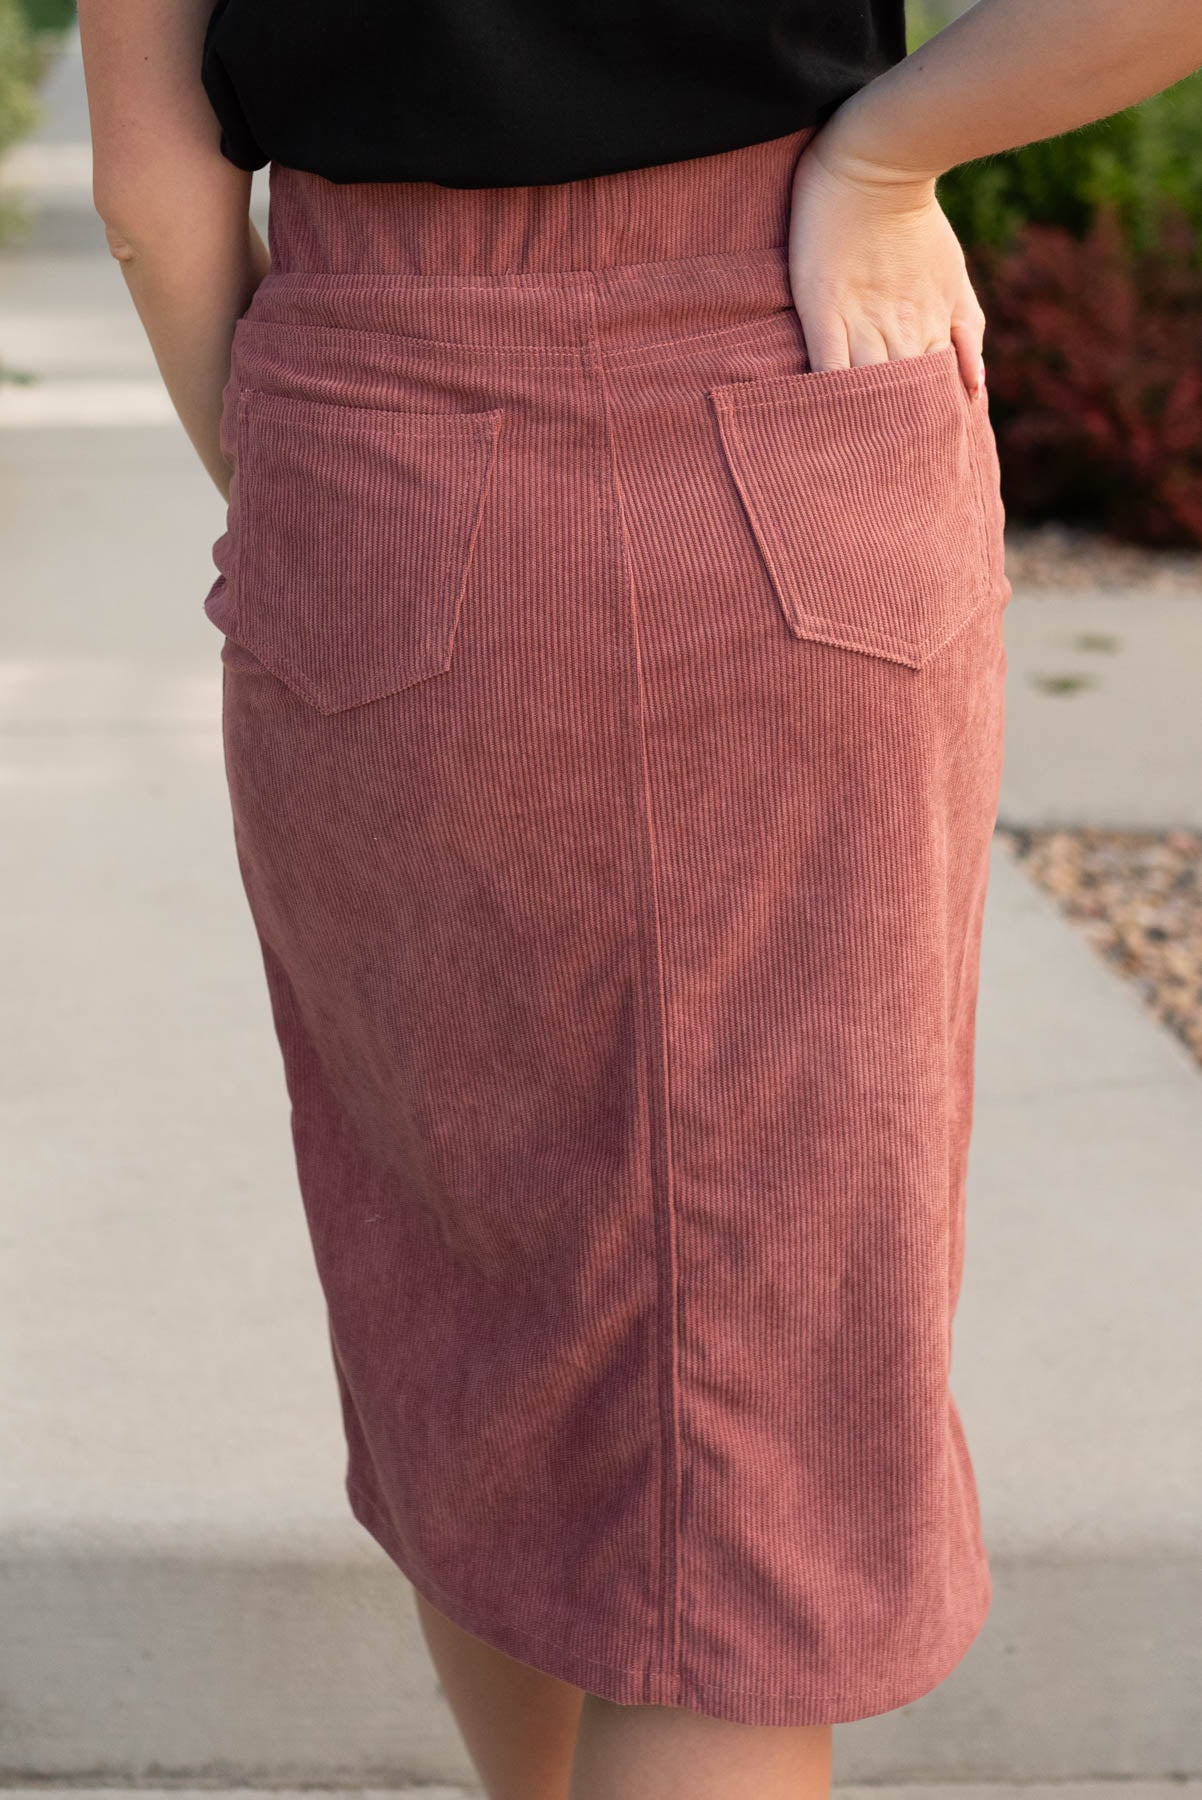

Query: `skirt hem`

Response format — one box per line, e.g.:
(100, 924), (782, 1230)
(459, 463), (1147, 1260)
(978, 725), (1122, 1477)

(346, 1477), (993, 1728)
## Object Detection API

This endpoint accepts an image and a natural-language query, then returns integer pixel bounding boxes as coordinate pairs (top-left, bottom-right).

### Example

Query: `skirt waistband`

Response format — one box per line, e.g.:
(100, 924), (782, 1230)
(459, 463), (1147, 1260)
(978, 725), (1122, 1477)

(251, 129), (816, 356)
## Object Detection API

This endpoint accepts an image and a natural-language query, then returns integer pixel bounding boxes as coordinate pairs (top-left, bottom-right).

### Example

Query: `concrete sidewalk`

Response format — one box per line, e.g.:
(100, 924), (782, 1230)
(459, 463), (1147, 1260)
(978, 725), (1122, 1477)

(9, 1789), (1202, 1800)
(2, 32), (1200, 1789)
(999, 590), (1202, 830)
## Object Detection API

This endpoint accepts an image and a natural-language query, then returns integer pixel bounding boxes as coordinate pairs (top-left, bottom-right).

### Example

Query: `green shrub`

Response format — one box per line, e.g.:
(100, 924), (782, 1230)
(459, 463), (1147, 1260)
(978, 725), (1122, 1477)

(972, 213), (1202, 545)
(0, 0), (39, 161)
(904, 4), (1202, 544)
(936, 80), (1202, 261)
(908, 3), (1202, 257)
(16, 0), (75, 34)
(0, 0), (41, 244)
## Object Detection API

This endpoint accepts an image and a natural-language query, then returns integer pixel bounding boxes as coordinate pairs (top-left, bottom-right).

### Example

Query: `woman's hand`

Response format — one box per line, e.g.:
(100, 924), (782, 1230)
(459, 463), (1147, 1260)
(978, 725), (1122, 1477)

(784, 0), (1202, 398)
(787, 126), (986, 398)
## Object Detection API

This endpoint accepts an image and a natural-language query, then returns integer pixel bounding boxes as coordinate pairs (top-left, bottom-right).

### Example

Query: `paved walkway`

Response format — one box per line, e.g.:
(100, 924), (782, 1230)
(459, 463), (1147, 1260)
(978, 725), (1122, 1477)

(10, 1788), (1202, 1800)
(2, 32), (1199, 1788)
(1001, 590), (1202, 829)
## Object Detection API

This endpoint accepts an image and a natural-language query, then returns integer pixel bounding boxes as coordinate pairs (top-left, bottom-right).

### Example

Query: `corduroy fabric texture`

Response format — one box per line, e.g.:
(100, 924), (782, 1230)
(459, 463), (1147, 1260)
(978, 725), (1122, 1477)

(203, 124), (1011, 1727)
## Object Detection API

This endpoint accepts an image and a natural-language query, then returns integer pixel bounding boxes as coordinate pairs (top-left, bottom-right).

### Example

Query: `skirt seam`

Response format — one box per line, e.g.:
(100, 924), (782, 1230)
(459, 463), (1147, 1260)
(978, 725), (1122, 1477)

(588, 296), (684, 1691)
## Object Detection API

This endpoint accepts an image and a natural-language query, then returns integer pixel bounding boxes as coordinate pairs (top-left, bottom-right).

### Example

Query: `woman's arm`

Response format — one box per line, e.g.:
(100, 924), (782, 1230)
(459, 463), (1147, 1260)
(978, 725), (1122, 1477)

(78, 0), (268, 498)
(791, 0), (1202, 387)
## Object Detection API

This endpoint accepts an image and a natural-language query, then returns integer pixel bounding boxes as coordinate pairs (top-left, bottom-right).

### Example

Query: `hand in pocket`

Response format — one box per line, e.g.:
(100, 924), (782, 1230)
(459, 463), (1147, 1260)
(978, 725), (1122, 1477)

(787, 124), (986, 398)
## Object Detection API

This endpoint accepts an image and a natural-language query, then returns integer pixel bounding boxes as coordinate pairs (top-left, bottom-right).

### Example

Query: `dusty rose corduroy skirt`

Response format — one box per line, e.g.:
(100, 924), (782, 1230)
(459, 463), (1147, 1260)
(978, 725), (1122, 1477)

(203, 124), (1010, 1727)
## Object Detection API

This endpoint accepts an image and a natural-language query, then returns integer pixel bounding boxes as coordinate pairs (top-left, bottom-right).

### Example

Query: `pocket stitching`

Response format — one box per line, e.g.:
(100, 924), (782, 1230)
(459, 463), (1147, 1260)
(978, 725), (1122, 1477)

(224, 389), (503, 713)
(710, 344), (961, 414)
(965, 383), (1009, 600)
(711, 355), (996, 670)
(238, 383), (505, 435)
(714, 404), (965, 668)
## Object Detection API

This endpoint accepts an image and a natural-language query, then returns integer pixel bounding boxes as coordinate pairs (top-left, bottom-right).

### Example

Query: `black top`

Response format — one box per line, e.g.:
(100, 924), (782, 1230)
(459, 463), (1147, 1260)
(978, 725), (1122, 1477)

(200, 1), (907, 190)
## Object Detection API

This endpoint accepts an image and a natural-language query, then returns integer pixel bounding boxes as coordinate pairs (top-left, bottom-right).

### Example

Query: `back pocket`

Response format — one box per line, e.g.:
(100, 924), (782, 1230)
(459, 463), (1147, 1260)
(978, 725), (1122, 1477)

(206, 388), (503, 713)
(709, 345), (1003, 671)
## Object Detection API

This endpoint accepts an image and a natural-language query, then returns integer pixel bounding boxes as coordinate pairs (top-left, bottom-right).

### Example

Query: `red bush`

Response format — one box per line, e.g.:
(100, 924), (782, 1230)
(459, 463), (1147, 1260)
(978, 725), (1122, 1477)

(970, 210), (1202, 546)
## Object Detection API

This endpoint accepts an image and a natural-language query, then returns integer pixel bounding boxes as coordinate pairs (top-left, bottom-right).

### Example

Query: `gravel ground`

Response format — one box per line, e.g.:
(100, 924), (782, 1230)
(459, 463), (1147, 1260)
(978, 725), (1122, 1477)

(997, 826), (1202, 1069)
(1004, 521), (1202, 594)
(996, 527), (1202, 1069)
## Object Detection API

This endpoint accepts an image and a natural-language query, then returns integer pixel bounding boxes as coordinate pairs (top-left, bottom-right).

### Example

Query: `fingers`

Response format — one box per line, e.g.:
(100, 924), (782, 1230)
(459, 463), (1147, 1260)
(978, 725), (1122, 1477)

(808, 320), (897, 373)
(951, 273), (987, 396)
(801, 313), (852, 374)
(794, 282), (975, 377)
(792, 263), (987, 385)
(950, 317), (986, 395)
(797, 309), (984, 388)
(786, 154), (984, 384)
(798, 313), (964, 376)
(845, 319), (892, 369)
